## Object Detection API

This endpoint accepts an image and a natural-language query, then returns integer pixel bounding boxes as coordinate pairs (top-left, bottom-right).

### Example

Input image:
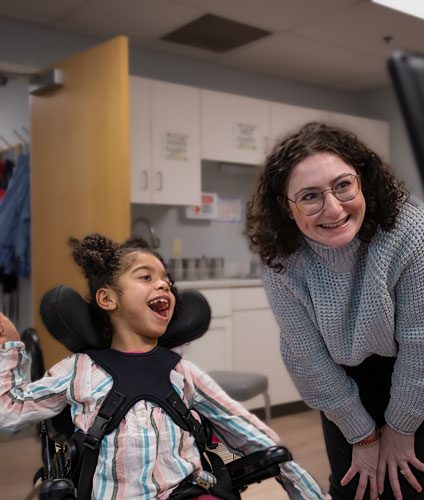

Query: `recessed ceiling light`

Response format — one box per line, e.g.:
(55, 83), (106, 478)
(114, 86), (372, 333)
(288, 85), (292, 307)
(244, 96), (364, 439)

(372, 0), (424, 21)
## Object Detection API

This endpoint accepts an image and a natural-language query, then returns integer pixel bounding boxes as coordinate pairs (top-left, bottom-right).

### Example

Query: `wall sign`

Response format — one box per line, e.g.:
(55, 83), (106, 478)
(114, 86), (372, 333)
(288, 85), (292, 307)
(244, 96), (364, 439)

(216, 196), (243, 223)
(186, 192), (218, 219)
(163, 132), (189, 161)
(234, 122), (258, 151)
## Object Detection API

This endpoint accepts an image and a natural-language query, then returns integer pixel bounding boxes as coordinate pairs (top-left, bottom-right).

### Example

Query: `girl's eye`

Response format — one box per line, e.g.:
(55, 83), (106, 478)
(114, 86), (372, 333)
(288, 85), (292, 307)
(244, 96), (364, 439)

(139, 274), (151, 281)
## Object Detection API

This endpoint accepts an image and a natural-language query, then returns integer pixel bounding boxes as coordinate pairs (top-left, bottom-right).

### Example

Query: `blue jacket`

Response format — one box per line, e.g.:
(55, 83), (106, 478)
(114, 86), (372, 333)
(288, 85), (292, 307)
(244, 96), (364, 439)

(0, 153), (30, 277)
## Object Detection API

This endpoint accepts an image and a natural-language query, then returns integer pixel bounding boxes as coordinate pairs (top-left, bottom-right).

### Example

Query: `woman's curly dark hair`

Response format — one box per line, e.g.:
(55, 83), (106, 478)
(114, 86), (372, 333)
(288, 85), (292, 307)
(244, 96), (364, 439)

(69, 233), (179, 345)
(246, 122), (408, 271)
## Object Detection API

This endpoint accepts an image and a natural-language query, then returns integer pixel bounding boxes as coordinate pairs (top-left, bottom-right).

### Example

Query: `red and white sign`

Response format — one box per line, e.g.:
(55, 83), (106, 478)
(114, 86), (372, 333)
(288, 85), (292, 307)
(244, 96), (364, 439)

(186, 192), (218, 219)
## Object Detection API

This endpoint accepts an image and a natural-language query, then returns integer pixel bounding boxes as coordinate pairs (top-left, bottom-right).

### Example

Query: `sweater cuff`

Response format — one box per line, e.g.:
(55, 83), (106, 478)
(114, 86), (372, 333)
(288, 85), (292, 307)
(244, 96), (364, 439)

(0, 340), (26, 351)
(325, 403), (375, 444)
(385, 402), (422, 435)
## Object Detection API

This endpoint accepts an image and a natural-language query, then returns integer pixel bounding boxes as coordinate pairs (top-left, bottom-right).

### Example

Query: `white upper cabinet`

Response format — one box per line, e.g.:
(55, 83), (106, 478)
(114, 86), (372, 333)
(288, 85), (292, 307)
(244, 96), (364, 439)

(130, 76), (201, 205)
(327, 112), (390, 161)
(201, 89), (271, 165)
(270, 102), (330, 152)
(130, 76), (152, 203)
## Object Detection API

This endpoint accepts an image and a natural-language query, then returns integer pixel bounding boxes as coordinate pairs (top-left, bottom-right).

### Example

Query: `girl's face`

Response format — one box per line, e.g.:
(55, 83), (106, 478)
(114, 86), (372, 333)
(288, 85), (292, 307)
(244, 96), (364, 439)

(103, 251), (176, 351)
(286, 152), (366, 248)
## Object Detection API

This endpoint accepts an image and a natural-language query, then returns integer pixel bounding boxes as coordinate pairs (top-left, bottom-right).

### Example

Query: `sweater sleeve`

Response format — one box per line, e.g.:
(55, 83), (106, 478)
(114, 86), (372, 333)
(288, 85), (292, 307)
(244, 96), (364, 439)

(385, 235), (424, 434)
(263, 266), (375, 444)
(0, 340), (74, 432)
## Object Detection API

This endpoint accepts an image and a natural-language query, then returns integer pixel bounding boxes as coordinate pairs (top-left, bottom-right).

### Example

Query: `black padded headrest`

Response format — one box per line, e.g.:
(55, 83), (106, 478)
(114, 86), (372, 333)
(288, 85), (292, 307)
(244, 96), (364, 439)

(40, 285), (211, 352)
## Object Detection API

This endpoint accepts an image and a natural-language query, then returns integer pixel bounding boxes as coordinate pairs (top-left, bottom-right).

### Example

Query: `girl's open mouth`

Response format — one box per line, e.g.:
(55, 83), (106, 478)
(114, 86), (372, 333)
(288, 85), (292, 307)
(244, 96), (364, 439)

(148, 297), (170, 318)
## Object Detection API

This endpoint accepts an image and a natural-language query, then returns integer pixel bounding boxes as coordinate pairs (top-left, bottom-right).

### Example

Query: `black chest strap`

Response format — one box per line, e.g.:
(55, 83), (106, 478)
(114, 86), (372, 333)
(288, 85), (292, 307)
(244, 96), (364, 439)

(75, 346), (206, 500)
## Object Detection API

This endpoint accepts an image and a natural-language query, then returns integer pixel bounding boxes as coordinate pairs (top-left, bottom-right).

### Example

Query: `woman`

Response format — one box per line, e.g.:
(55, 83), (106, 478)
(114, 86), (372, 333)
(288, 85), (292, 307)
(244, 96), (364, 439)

(246, 122), (424, 500)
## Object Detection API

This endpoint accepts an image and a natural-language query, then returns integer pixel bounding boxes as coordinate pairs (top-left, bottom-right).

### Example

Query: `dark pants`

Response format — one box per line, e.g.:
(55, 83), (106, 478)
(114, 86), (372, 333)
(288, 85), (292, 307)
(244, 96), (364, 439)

(321, 355), (424, 499)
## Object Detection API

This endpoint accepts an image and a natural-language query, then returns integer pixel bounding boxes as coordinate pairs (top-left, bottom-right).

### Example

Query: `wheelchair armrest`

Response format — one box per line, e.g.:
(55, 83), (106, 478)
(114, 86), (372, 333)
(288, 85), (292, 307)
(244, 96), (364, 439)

(227, 445), (292, 490)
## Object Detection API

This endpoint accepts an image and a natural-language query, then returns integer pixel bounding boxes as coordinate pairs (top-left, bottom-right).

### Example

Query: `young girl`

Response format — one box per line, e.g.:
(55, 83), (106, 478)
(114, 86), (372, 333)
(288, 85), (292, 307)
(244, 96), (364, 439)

(0, 234), (324, 499)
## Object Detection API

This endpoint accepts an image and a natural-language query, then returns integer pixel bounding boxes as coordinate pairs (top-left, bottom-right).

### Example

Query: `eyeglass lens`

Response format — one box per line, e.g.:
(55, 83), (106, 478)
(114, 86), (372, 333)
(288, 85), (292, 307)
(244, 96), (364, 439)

(295, 174), (360, 215)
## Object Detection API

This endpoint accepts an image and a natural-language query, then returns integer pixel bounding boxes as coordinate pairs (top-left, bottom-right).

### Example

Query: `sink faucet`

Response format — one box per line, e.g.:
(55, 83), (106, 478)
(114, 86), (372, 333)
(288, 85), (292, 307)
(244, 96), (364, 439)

(131, 216), (161, 249)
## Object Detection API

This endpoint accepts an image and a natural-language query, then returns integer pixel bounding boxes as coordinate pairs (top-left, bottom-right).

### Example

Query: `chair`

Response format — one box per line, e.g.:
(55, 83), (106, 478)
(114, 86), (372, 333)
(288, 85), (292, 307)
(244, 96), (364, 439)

(24, 285), (291, 499)
(209, 371), (271, 424)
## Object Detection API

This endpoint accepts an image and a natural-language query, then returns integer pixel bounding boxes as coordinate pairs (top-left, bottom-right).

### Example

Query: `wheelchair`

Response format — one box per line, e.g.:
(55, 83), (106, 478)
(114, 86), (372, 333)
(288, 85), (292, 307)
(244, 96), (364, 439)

(22, 285), (293, 500)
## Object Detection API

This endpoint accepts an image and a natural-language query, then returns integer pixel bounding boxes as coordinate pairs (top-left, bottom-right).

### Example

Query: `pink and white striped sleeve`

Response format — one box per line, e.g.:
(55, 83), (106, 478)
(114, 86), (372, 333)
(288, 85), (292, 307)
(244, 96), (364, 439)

(0, 340), (74, 432)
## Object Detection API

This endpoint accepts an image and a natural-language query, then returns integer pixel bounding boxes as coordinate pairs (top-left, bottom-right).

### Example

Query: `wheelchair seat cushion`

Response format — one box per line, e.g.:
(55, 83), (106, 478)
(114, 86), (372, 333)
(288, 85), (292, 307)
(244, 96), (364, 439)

(40, 285), (211, 353)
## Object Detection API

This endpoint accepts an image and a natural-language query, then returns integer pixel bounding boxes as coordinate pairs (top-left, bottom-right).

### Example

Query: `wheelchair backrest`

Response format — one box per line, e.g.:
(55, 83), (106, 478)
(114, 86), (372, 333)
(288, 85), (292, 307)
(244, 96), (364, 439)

(40, 285), (211, 353)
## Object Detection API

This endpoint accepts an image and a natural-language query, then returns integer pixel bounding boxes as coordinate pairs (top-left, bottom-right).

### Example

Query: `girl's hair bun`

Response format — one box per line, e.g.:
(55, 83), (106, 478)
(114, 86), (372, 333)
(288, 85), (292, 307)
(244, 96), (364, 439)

(69, 234), (118, 280)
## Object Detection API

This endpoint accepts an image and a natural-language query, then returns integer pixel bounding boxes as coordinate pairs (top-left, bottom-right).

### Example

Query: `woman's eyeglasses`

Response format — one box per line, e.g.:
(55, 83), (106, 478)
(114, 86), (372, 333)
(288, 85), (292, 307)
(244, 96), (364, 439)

(286, 174), (361, 216)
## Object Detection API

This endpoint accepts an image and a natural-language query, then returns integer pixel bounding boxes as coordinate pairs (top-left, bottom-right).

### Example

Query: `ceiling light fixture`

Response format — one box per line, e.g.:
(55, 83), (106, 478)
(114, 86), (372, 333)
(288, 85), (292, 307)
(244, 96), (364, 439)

(372, 0), (424, 21)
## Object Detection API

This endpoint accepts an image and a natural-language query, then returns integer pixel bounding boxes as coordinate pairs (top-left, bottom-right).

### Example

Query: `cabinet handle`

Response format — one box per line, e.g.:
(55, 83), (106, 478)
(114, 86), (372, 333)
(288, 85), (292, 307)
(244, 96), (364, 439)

(142, 170), (148, 190)
(156, 171), (163, 191)
(263, 136), (269, 154)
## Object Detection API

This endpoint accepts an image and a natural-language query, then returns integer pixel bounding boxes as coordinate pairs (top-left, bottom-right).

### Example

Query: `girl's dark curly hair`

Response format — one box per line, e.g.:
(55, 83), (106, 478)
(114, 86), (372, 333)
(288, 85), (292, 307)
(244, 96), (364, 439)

(246, 122), (408, 271)
(69, 233), (179, 345)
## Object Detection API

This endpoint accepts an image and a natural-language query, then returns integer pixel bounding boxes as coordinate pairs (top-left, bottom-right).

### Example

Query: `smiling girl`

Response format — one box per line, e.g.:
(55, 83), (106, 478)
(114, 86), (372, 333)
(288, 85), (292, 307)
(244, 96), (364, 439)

(0, 234), (323, 499)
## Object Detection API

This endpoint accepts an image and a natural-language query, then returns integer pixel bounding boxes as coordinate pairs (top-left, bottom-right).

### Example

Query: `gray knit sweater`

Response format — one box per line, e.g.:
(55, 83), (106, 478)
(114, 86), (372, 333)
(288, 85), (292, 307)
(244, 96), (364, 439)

(263, 200), (424, 444)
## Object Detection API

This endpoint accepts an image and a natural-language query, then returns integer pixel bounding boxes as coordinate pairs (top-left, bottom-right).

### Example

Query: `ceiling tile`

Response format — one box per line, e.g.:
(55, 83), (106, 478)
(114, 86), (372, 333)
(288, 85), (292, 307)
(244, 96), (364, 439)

(0, 0), (85, 23)
(176, 0), (360, 32)
(221, 32), (388, 90)
(56, 0), (204, 40)
(294, 1), (424, 58)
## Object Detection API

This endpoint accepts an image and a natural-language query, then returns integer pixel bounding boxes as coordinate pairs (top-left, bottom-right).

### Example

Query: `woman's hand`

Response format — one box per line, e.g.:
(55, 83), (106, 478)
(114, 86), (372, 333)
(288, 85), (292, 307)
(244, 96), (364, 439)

(377, 425), (424, 499)
(0, 313), (20, 345)
(341, 440), (380, 500)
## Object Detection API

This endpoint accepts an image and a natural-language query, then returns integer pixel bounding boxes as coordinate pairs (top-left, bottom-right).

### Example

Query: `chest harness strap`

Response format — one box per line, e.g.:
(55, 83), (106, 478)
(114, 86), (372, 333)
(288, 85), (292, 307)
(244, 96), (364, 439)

(73, 347), (231, 500)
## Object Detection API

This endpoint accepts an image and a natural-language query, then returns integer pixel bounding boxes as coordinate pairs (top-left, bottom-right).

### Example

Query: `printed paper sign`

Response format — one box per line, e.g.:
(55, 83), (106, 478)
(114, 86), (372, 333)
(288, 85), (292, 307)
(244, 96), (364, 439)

(163, 132), (189, 161)
(186, 193), (218, 219)
(216, 196), (243, 223)
(234, 122), (258, 151)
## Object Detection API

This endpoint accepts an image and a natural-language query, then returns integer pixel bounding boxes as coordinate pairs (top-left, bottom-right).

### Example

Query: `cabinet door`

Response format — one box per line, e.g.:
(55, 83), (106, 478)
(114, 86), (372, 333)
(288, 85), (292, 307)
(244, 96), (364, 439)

(130, 76), (152, 203)
(270, 102), (330, 152)
(328, 112), (390, 161)
(201, 89), (270, 165)
(180, 317), (233, 372)
(151, 80), (201, 205)
(232, 308), (300, 409)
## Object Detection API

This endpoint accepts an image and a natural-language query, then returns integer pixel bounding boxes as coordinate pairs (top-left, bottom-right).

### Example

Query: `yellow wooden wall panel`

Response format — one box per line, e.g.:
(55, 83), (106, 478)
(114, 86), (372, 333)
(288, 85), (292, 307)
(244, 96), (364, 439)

(30, 37), (130, 367)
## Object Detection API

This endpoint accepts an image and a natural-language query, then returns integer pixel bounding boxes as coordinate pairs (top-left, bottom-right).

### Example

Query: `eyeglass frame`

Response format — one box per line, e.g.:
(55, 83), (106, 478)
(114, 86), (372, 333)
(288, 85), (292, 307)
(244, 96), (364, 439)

(286, 174), (361, 216)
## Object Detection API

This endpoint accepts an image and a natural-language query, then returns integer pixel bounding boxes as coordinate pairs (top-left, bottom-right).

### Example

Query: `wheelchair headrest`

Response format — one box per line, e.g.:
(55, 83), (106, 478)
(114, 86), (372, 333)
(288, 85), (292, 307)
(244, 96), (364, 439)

(40, 285), (211, 352)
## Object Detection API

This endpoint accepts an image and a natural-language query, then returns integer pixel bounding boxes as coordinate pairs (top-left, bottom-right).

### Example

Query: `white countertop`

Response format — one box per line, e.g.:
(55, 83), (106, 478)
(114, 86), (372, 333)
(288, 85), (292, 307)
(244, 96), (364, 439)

(175, 277), (262, 289)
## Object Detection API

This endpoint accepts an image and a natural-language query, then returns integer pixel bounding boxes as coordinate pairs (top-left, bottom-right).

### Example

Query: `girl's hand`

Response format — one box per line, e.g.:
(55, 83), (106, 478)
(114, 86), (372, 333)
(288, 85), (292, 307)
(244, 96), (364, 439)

(340, 440), (380, 500)
(0, 313), (20, 345)
(377, 425), (424, 499)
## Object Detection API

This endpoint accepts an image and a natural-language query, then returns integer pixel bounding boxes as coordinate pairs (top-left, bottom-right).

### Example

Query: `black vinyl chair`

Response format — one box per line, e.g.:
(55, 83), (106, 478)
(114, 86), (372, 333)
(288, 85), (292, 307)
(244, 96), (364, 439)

(25, 285), (291, 500)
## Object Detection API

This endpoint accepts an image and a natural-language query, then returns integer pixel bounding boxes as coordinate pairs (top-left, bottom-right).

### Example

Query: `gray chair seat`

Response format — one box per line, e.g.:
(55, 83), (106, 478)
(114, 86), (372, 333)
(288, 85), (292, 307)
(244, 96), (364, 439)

(209, 370), (271, 423)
